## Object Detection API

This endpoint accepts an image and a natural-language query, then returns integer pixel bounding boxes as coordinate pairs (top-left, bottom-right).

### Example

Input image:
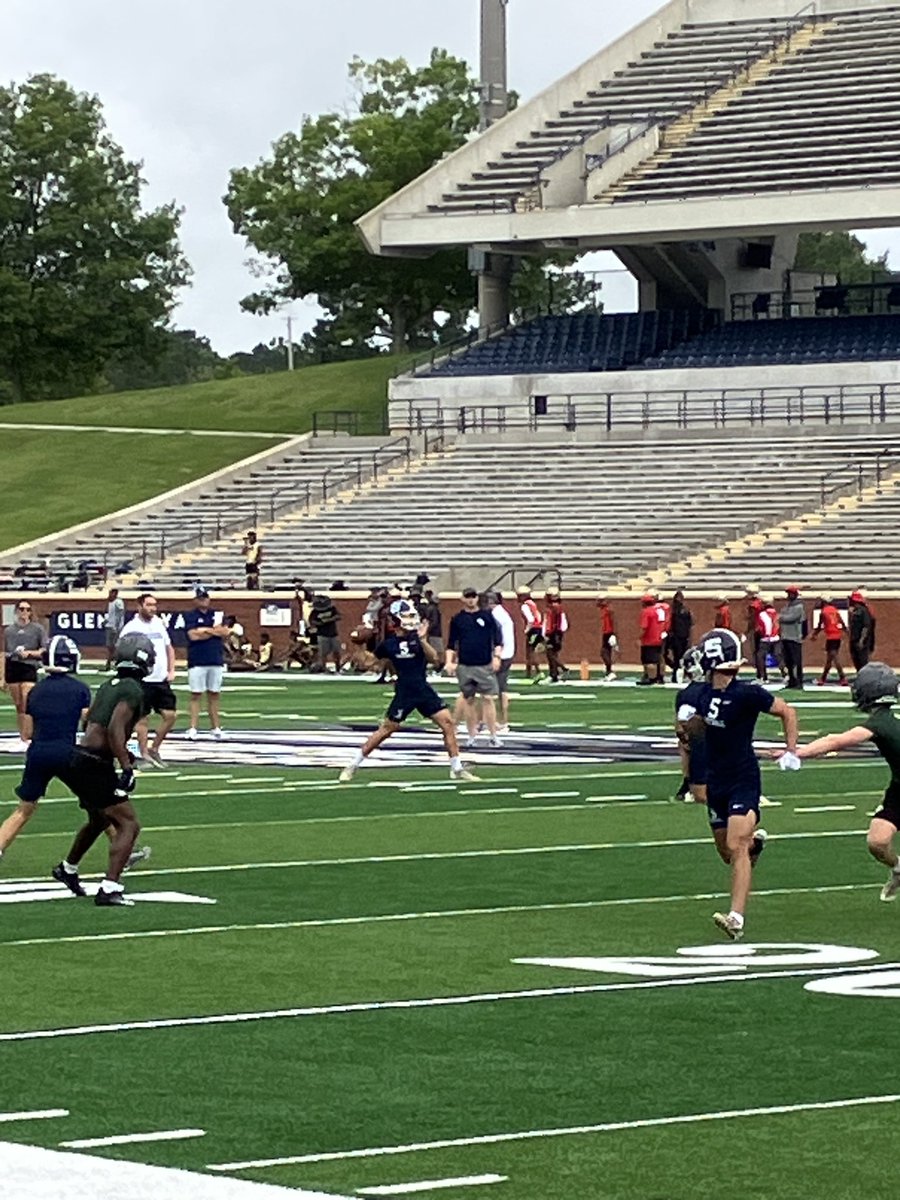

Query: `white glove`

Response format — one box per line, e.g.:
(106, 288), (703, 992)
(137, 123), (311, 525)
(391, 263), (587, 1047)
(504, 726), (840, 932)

(677, 704), (698, 722)
(777, 751), (802, 771)
(608, 634), (618, 649)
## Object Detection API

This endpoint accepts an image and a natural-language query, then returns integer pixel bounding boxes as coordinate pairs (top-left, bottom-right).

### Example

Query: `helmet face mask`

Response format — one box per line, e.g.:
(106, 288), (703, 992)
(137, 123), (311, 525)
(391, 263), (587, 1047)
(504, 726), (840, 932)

(43, 635), (80, 674)
(389, 599), (419, 632)
(680, 646), (705, 683)
(114, 632), (155, 679)
(697, 628), (744, 676)
(851, 662), (899, 711)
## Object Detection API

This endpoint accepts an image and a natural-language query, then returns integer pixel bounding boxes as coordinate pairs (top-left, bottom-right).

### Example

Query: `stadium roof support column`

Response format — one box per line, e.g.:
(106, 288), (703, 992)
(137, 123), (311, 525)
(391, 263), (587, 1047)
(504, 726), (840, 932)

(477, 0), (513, 335)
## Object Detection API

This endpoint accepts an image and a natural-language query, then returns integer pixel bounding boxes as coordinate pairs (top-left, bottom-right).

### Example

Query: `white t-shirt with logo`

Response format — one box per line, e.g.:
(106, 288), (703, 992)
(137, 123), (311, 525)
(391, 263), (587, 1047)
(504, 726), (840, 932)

(492, 605), (516, 661)
(120, 614), (171, 683)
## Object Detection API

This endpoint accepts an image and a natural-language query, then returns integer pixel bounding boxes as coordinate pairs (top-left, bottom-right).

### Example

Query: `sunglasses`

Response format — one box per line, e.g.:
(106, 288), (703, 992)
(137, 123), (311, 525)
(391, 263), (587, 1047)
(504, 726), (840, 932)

(17, 605), (32, 612)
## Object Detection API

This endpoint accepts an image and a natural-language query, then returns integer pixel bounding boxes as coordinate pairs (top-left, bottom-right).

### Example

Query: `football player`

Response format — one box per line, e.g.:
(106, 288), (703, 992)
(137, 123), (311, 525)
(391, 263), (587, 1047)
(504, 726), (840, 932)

(338, 601), (479, 783)
(790, 662), (900, 902)
(684, 628), (799, 940)
(52, 633), (155, 907)
(517, 585), (546, 680)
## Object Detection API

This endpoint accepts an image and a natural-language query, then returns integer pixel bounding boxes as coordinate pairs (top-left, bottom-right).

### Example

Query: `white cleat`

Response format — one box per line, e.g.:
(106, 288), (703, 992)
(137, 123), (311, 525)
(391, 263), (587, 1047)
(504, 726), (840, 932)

(450, 767), (481, 782)
(123, 846), (152, 873)
(212, 727), (224, 740)
(880, 871), (900, 902)
(464, 737), (477, 749)
(185, 727), (198, 741)
(338, 764), (358, 783)
(488, 736), (503, 748)
(713, 912), (744, 941)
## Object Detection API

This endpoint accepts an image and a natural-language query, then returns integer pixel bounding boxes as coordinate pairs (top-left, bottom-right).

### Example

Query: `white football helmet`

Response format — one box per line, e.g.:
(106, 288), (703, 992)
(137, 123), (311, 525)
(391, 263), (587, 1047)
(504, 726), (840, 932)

(390, 599), (420, 631)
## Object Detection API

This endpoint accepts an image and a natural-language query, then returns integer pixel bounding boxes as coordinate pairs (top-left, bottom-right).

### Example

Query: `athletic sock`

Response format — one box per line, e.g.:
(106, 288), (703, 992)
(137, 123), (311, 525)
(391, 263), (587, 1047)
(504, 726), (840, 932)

(728, 910), (744, 929)
(351, 750), (365, 768)
(62, 859), (79, 874)
(450, 756), (462, 772)
(99, 879), (124, 894)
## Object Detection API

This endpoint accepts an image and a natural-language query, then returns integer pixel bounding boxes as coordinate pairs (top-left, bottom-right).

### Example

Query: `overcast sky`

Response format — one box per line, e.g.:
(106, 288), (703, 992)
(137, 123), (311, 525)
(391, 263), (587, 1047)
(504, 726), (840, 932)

(5, 0), (896, 353)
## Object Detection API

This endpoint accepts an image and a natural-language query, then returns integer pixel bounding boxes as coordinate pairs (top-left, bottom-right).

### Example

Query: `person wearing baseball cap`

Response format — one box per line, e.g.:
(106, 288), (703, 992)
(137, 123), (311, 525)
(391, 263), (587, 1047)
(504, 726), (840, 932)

(184, 587), (230, 740)
(516, 584), (546, 680)
(638, 593), (666, 686)
(779, 586), (806, 689)
(848, 590), (876, 673)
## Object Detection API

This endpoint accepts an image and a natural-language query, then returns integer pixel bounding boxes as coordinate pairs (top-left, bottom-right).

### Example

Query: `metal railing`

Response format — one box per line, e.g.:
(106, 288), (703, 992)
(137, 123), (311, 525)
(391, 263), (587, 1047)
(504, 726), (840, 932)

(393, 382), (900, 437)
(820, 462), (865, 508)
(320, 436), (412, 503)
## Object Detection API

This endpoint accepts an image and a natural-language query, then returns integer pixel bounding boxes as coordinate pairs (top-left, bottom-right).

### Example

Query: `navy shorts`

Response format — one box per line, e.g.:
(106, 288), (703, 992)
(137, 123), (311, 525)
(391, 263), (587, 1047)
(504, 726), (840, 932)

(706, 780), (760, 830)
(386, 684), (447, 724)
(687, 736), (708, 787)
(15, 742), (73, 804)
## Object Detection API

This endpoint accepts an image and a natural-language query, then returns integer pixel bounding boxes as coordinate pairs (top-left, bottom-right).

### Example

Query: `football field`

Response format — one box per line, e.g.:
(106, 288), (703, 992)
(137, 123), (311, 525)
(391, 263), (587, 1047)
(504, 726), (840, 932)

(0, 672), (896, 1199)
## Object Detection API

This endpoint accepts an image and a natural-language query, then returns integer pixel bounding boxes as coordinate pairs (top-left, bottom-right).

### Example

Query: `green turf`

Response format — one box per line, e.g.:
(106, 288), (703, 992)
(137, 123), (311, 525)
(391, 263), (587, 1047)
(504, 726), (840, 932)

(0, 674), (895, 1199)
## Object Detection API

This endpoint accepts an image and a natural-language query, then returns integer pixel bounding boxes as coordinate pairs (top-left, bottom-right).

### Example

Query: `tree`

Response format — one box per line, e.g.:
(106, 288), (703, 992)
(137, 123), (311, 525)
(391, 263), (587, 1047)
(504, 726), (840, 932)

(795, 232), (890, 284)
(0, 75), (189, 402)
(225, 50), (481, 355)
(103, 329), (234, 392)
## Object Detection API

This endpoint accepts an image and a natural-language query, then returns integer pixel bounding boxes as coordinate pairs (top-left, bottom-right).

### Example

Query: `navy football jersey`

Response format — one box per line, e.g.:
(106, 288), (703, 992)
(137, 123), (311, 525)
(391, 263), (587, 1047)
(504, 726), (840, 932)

(695, 679), (774, 786)
(374, 633), (428, 688)
(26, 674), (91, 746)
(675, 680), (706, 742)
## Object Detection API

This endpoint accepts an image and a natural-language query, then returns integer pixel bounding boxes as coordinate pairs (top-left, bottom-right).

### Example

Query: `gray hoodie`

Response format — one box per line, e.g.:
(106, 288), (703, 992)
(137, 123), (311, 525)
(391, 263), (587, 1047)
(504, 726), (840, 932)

(779, 598), (805, 643)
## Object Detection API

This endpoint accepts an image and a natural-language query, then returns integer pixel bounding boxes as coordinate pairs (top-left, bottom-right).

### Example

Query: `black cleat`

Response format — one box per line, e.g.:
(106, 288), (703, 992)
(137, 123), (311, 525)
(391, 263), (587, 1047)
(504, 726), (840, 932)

(51, 863), (86, 897)
(750, 828), (768, 868)
(94, 888), (135, 907)
(674, 777), (691, 801)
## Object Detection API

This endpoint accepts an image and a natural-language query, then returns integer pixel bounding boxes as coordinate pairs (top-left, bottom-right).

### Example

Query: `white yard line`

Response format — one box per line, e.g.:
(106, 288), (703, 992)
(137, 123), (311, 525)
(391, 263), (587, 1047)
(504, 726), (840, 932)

(60, 1129), (206, 1149)
(209, 1094), (900, 1170)
(357, 1177), (507, 1196)
(795, 805), (858, 813)
(0, 1109), (69, 1123)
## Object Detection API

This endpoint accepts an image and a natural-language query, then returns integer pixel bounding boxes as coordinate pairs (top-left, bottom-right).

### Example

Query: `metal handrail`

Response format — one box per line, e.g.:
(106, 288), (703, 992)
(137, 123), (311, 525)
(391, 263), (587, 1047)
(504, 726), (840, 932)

(819, 462), (865, 508)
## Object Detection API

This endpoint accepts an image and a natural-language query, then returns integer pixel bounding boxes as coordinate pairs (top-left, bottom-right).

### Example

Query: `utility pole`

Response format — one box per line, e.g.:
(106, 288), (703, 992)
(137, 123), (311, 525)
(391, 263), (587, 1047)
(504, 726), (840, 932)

(284, 314), (294, 371)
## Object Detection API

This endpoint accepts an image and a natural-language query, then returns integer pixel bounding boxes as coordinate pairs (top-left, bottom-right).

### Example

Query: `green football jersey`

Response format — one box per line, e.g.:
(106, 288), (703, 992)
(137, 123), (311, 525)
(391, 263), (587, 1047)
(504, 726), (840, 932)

(863, 706), (900, 785)
(87, 676), (144, 729)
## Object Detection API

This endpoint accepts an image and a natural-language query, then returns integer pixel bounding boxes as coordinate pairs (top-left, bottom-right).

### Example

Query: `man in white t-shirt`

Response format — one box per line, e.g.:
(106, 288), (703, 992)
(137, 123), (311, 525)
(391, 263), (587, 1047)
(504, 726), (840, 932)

(120, 594), (176, 768)
(486, 591), (516, 734)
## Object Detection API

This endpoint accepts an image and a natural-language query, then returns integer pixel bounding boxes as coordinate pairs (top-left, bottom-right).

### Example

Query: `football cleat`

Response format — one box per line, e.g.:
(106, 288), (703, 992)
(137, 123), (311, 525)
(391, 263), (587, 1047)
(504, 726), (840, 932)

(51, 863), (86, 897)
(185, 727), (198, 741)
(338, 764), (358, 783)
(713, 911), (744, 941)
(123, 846), (152, 873)
(750, 828), (768, 868)
(146, 749), (166, 769)
(450, 767), (481, 782)
(95, 888), (135, 907)
(880, 871), (900, 902)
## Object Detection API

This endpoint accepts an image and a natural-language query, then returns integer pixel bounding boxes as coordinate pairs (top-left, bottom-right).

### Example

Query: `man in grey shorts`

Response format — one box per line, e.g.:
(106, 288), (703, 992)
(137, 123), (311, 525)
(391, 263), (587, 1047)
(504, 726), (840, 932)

(445, 587), (503, 748)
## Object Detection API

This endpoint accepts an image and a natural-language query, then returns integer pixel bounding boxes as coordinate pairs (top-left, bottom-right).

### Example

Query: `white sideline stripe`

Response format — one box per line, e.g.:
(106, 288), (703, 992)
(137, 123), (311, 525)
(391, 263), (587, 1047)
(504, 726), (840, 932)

(0, 1108), (69, 1123)
(2, 954), (893, 1044)
(60, 1128), (206, 1149)
(795, 805), (857, 813)
(357, 1176), (507, 1196)
(519, 791), (581, 799)
(0, 881), (874, 950)
(209, 1095), (900, 1169)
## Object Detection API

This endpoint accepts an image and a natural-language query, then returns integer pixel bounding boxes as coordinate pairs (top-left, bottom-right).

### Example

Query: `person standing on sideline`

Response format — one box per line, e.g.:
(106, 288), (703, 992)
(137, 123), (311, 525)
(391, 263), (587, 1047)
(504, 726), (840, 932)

(446, 587), (503, 747)
(0, 636), (90, 863)
(688, 628), (799, 941)
(755, 598), (783, 683)
(779, 586), (806, 689)
(120, 594), (177, 766)
(102, 588), (125, 671)
(243, 530), (262, 590)
(2, 600), (47, 749)
(52, 633), (154, 907)
(637, 594), (666, 686)
(744, 585), (765, 679)
(667, 590), (693, 683)
(813, 595), (848, 686)
(183, 588), (228, 739)
(339, 600), (478, 783)
(791, 662), (900, 901)
(597, 595), (617, 681)
(486, 591), (515, 733)
(848, 591), (875, 673)
(420, 589), (444, 670)
(714, 594), (733, 631)
(543, 587), (569, 683)
(311, 593), (343, 673)
(517, 585), (545, 679)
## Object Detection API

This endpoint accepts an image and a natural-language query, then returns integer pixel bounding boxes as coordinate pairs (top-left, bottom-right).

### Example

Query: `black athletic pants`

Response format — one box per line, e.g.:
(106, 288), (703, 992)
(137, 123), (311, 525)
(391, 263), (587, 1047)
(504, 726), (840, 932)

(783, 639), (804, 688)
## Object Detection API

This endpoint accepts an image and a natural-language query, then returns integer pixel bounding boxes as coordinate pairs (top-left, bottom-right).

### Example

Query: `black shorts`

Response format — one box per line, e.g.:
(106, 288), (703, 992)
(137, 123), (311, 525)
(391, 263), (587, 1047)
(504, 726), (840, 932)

(4, 658), (38, 685)
(141, 680), (177, 714)
(873, 783), (900, 830)
(641, 645), (662, 666)
(59, 748), (121, 813)
(525, 629), (544, 650)
(706, 780), (760, 830)
(15, 742), (73, 804)
(826, 638), (842, 653)
(386, 685), (447, 724)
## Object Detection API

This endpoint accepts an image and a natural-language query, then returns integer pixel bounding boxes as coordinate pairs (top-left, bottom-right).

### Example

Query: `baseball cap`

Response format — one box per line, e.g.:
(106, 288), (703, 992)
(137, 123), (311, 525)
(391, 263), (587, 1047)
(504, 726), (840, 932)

(641, 593), (655, 603)
(785, 585), (800, 595)
(850, 590), (865, 602)
(194, 586), (210, 598)
(462, 587), (478, 598)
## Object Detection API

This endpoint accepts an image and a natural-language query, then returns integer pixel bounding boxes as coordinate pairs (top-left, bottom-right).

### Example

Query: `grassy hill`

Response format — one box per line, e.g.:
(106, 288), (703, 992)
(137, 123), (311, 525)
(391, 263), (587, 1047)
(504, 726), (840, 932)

(0, 357), (408, 553)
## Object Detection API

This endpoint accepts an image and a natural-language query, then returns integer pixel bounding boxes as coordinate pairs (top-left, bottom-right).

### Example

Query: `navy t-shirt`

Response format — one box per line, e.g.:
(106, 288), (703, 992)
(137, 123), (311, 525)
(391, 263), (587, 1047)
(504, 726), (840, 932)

(184, 609), (225, 667)
(447, 610), (502, 666)
(374, 634), (428, 689)
(26, 674), (91, 745)
(696, 679), (774, 787)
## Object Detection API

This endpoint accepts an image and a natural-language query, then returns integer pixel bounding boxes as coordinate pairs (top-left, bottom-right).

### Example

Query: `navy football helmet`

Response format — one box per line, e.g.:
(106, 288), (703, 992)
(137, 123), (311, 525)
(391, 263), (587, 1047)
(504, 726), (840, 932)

(680, 645), (705, 683)
(43, 635), (80, 673)
(697, 628), (744, 675)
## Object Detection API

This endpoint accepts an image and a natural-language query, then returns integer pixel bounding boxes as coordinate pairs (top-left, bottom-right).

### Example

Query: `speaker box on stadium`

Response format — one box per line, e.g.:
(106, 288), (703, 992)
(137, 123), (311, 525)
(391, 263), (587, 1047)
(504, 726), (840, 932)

(816, 286), (849, 313)
(743, 243), (773, 270)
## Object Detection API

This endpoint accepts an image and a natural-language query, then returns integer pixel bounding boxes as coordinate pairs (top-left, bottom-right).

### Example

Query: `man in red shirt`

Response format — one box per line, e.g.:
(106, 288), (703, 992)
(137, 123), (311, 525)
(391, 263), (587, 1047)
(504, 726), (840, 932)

(638, 593), (666, 686)
(516, 585), (545, 680)
(813, 596), (848, 685)
(755, 599), (784, 683)
(543, 587), (569, 683)
(597, 595), (617, 681)
(744, 585), (765, 679)
(715, 594), (733, 630)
